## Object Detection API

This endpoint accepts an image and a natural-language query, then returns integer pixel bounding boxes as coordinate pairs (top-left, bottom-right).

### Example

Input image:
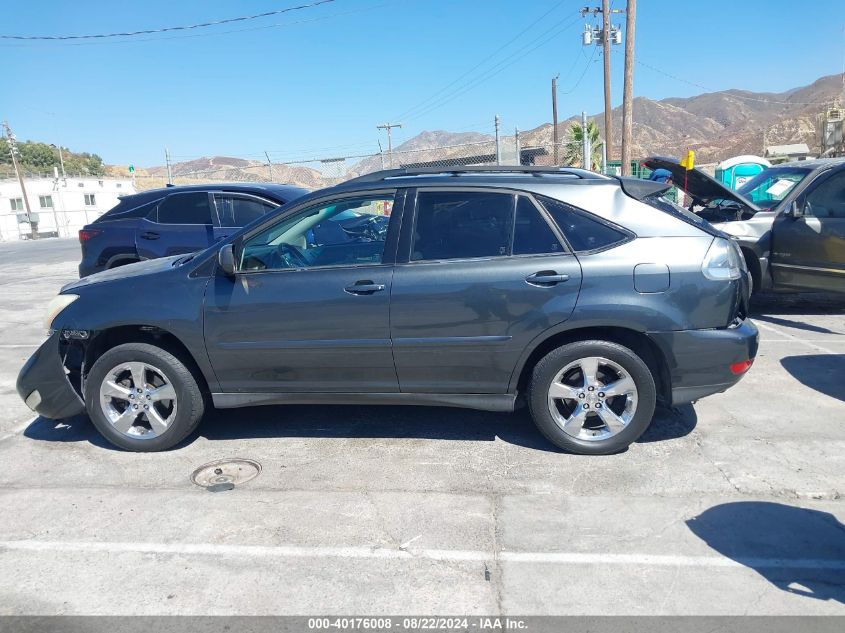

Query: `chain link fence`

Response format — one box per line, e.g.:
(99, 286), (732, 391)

(126, 135), (566, 192)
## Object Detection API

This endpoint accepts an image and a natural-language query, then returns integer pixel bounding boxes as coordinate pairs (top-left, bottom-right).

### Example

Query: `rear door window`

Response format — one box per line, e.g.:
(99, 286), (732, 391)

(512, 196), (564, 255)
(156, 192), (213, 225)
(213, 194), (277, 227)
(539, 196), (629, 252)
(411, 191), (513, 261)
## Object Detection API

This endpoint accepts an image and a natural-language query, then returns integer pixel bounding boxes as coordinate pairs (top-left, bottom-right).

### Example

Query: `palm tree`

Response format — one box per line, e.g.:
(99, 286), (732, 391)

(561, 120), (604, 170)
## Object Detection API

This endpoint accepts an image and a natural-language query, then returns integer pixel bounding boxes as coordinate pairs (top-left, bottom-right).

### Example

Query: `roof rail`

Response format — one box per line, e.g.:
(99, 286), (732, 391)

(342, 165), (605, 185)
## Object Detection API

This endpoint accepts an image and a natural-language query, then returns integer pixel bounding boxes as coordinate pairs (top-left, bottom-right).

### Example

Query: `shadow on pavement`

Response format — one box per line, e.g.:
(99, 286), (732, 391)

(638, 404), (697, 443)
(750, 291), (845, 317)
(781, 354), (845, 403)
(22, 402), (697, 452)
(23, 414), (113, 449)
(753, 314), (841, 335)
(687, 501), (845, 604)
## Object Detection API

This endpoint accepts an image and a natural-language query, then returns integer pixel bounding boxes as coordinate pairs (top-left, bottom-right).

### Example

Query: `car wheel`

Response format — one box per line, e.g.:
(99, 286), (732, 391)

(84, 342), (205, 452)
(527, 340), (657, 455)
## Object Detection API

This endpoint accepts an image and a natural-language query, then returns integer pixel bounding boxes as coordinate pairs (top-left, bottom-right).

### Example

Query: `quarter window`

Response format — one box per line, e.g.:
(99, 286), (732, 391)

(804, 172), (845, 219)
(84, 193), (96, 206)
(411, 191), (513, 261)
(513, 196), (564, 255)
(9, 198), (23, 211)
(156, 192), (213, 225)
(239, 195), (394, 271)
(539, 196), (628, 252)
(39, 195), (53, 209)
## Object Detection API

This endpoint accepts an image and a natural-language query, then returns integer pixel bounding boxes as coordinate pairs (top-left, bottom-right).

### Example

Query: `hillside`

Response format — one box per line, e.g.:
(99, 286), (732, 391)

(0, 138), (105, 179)
(521, 72), (845, 163)
(135, 72), (845, 190)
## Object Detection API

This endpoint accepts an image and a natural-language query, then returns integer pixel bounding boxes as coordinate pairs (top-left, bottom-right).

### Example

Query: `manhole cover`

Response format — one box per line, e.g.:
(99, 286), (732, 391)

(191, 458), (261, 490)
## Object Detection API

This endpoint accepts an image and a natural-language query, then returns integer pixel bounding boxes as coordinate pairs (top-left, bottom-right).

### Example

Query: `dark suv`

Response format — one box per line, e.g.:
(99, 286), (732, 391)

(18, 167), (758, 455)
(77, 183), (308, 277)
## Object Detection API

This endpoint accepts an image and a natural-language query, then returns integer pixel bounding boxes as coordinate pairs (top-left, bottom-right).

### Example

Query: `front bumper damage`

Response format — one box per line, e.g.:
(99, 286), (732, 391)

(16, 331), (85, 420)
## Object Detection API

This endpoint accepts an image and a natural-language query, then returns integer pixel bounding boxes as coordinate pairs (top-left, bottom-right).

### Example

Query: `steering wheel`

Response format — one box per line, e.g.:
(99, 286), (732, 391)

(276, 243), (310, 268)
(340, 215), (386, 242)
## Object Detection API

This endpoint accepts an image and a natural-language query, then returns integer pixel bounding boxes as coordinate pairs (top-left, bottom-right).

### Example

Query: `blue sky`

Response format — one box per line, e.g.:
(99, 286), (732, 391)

(3, 0), (844, 166)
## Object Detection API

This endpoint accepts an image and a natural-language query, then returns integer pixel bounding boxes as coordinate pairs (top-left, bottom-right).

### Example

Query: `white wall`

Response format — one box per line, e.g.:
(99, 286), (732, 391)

(0, 177), (136, 241)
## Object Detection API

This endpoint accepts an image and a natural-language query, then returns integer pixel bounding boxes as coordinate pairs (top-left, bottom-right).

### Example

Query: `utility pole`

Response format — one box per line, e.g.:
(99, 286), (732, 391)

(376, 122), (402, 168)
(165, 148), (173, 185)
(620, 0), (636, 175)
(582, 5), (623, 162)
(515, 126), (522, 165)
(601, 0), (612, 161)
(50, 143), (67, 180)
(264, 151), (274, 181)
(552, 74), (560, 165)
(582, 111), (591, 170)
(3, 121), (36, 239)
(494, 114), (501, 165)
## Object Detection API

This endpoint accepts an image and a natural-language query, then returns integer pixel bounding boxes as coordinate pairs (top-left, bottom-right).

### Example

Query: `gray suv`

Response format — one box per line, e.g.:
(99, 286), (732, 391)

(17, 167), (758, 455)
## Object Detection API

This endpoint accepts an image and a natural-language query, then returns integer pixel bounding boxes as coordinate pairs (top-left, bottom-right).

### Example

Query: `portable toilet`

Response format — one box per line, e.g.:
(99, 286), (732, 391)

(715, 155), (771, 190)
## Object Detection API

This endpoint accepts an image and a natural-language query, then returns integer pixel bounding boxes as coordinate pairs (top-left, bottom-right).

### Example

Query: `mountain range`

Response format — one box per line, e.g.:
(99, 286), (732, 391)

(136, 72), (845, 190)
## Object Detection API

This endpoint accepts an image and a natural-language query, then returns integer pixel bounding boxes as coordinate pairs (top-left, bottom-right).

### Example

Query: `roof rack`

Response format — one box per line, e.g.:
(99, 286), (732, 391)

(342, 165), (606, 185)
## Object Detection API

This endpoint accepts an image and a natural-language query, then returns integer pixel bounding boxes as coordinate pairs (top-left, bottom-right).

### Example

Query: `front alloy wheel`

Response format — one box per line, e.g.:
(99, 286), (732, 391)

(99, 361), (177, 439)
(85, 342), (205, 451)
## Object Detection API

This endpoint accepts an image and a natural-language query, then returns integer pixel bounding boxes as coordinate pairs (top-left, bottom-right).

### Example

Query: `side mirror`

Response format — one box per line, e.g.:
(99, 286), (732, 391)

(218, 244), (236, 277)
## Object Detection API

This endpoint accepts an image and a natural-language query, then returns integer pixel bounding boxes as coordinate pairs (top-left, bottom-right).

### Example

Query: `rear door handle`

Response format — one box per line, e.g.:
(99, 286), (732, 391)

(344, 280), (386, 295)
(526, 271), (570, 286)
(140, 231), (160, 240)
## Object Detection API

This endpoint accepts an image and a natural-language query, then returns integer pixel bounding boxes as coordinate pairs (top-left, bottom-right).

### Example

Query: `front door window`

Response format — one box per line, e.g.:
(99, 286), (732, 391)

(239, 195), (394, 271)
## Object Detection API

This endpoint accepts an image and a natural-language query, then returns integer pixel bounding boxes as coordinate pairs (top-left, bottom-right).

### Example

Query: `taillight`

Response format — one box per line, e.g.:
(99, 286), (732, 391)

(701, 237), (742, 281)
(78, 228), (102, 243)
(730, 359), (754, 375)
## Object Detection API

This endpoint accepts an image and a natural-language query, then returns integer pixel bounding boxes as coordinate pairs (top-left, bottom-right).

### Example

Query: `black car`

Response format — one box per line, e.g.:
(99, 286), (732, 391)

(77, 183), (308, 277)
(643, 156), (845, 294)
(19, 166), (757, 455)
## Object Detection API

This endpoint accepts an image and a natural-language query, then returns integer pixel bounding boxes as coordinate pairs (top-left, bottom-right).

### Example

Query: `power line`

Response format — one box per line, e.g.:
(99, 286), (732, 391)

(403, 14), (582, 123)
(559, 43), (598, 95)
(0, 0), (336, 40)
(0, 1), (394, 48)
(636, 59), (832, 106)
(394, 0), (566, 121)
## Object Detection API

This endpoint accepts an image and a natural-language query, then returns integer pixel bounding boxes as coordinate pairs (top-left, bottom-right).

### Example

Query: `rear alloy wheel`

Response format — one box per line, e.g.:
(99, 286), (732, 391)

(85, 343), (204, 451)
(528, 340), (656, 454)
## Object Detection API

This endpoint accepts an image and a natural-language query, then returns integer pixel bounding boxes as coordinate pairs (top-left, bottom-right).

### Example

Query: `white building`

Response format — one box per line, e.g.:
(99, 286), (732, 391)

(0, 176), (135, 241)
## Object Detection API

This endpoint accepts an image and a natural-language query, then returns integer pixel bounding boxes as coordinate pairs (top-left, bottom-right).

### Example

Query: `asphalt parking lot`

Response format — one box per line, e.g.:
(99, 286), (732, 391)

(0, 238), (844, 615)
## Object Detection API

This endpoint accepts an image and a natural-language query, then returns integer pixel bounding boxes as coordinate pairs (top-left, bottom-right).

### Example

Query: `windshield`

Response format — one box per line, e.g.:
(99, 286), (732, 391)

(736, 167), (812, 210)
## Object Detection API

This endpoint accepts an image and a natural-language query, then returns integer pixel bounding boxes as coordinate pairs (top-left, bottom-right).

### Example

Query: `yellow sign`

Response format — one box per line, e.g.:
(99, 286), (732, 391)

(680, 150), (695, 170)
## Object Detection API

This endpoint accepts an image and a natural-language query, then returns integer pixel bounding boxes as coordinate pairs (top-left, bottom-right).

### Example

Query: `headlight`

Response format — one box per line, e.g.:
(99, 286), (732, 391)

(43, 294), (80, 330)
(701, 238), (742, 281)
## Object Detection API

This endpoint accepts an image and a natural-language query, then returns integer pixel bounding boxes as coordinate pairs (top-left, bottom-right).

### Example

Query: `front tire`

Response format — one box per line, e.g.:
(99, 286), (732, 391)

(527, 340), (657, 455)
(85, 343), (205, 452)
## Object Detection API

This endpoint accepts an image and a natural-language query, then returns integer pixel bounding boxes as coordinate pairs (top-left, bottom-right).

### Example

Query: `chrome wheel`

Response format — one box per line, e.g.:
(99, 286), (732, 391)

(98, 361), (177, 440)
(547, 356), (638, 441)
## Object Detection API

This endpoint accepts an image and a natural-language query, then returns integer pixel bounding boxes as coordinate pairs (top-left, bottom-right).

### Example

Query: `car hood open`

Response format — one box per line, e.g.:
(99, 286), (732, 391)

(642, 156), (760, 214)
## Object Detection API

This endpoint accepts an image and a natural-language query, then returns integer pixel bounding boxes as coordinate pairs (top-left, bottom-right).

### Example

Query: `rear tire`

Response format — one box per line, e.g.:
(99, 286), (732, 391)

(85, 342), (204, 452)
(527, 340), (657, 455)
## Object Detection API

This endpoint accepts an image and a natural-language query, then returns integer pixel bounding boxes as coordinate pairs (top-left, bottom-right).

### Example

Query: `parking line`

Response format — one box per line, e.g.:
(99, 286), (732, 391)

(0, 418), (35, 443)
(755, 321), (839, 355)
(2, 539), (845, 570)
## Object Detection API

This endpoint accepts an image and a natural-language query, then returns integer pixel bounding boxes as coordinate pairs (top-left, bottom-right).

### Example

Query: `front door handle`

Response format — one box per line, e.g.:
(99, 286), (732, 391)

(344, 280), (386, 295)
(526, 271), (570, 286)
(140, 231), (160, 240)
